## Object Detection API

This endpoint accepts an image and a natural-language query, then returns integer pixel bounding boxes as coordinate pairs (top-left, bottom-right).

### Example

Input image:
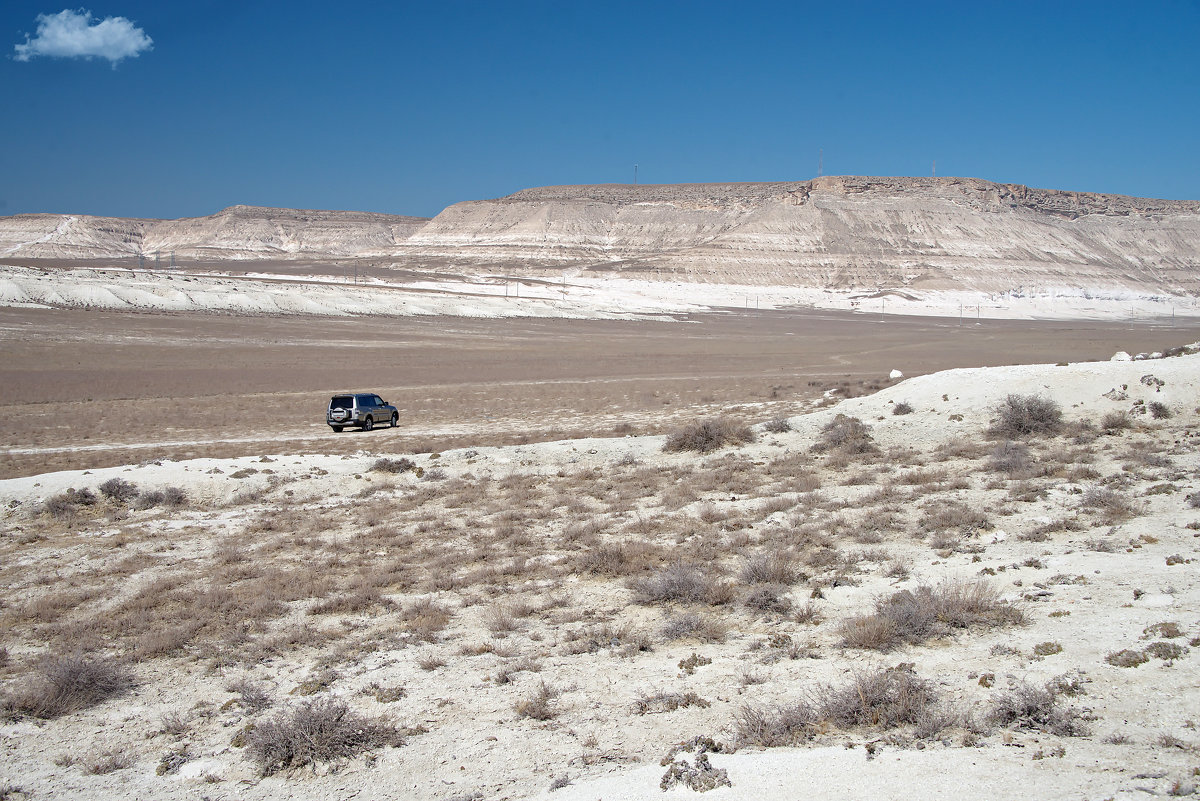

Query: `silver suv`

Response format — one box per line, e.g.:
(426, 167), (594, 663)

(327, 393), (398, 432)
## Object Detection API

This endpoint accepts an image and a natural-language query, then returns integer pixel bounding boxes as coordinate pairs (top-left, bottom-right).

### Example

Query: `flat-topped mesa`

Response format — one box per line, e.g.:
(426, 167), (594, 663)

(500, 176), (1200, 218)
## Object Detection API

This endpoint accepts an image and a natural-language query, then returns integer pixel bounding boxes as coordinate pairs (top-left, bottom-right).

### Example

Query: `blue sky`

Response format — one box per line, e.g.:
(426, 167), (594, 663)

(2, 1), (1198, 219)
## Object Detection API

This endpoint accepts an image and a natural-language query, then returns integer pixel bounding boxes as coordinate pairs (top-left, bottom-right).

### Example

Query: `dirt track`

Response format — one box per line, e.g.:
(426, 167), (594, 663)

(2, 306), (1197, 478)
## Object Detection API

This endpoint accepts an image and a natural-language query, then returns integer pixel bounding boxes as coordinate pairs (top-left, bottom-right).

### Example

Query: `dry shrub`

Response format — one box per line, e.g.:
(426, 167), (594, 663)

(659, 612), (728, 642)
(98, 478), (139, 503)
(892, 401), (914, 416)
(840, 580), (1022, 651)
(43, 487), (98, 519)
(988, 679), (1089, 736)
(4, 654), (135, 719)
(633, 691), (710, 715)
(397, 597), (453, 642)
(918, 501), (989, 534)
(370, 457), (415, 473)
(762, 416), (792, 433)
(577, 540), (663, 576)
(988, 441), (1032, 475)
(630, 562), (732, 605)
(989, 394), (1062, 438)
(734, 665), (944, 746)
(739, 552), (797, 585)
(1149, 401), (1172, 420)
(227, 678), (272, 712)
(742, 584), (793, 615)
(812, 414), (877, 455)
(1101, 410), (1133, 432)
(134, 486), (188, 510)
(1081, 487), (1139, 522)
(664, 418), (755, 454)
(246, 697), (403, 776)
(515, 681), (559, 720)
(633, 690), (705, 714)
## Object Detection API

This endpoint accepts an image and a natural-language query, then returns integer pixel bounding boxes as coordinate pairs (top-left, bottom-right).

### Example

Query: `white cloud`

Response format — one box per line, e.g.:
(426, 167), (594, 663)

(14, 8), (152, 65)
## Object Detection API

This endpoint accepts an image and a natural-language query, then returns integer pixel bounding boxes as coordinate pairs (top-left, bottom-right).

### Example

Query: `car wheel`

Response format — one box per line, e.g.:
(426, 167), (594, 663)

(362, 417), (374, 431)
(330, 425), (343, 433)
(390, 412), (398, 427)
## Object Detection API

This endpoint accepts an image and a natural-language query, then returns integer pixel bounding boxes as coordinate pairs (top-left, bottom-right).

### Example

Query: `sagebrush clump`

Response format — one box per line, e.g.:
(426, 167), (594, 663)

(3, 654), (135, 719)
(989, 394), (1062, 438)
(663, 418), (755, 453)
(839, 580), (1022, 650)
(246, 697), (403, 775)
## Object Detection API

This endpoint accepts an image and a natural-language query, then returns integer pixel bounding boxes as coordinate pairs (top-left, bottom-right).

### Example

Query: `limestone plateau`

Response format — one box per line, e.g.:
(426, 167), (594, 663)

(3, 176), (1199, 294)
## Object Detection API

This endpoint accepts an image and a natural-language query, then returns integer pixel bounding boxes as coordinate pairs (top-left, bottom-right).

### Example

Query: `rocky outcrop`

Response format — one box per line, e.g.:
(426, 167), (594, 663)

(0, 206), (429, 261)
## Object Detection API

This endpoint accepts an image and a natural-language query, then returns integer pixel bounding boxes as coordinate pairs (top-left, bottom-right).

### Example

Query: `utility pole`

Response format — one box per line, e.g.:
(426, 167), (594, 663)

(170, 251), (176, 269)
(633, 164), (638, 185)
(818, 148), (823, 177)
(932, 160), (936, 177)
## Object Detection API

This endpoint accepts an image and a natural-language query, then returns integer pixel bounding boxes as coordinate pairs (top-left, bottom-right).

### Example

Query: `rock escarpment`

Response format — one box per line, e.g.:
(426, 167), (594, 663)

(401, 177), (1200, 293)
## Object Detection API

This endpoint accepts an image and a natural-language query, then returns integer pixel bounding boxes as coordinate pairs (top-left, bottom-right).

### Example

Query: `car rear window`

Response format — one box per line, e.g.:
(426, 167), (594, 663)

(330, 396), (353, 410)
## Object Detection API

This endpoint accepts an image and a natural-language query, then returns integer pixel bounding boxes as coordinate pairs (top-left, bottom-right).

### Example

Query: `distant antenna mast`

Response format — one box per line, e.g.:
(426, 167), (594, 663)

(633, 164), (638, 185)
(932, 160), (936, 177)
(818, 148), (823, 177)
(170, 251), (176, 268)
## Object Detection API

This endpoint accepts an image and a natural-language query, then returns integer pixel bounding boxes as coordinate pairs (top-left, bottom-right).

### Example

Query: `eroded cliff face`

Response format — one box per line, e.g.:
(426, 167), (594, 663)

(0, 206), (429, 261)
(400, 177), (1200, 293)
(2, 178), (1198, 295)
